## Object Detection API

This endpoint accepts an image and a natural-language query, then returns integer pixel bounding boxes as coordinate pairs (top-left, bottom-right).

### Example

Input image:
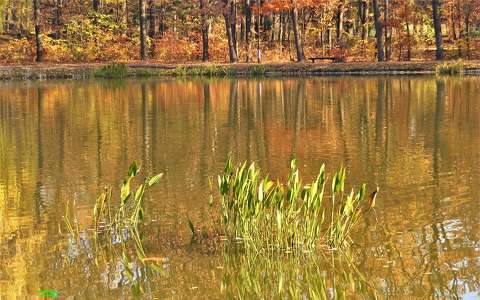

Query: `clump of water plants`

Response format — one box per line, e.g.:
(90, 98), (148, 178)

(64, 161), (163, 238)
(93, 161), (163, 234)
(436, 60), (464, 75)
(164, 65), (235, 77)
(63, 161), (164, 295)
(94, 62), (129, 78)
(216, 158), (369, 252)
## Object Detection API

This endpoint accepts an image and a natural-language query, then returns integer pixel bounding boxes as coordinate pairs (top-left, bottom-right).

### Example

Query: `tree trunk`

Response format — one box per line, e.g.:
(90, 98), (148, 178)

(244, 0), (252, 62)
(139, 0), (147, 60)
(336, 1), (345, 42)
(159, 6), (165, 38)
(93, 0), (99, 11)
(270, 13), (276, 44)
(290, 0), (305, 62)
(360, 0), (368, 41)
(384, 0), (390, 60)
(148, 0), (156, 38)
(224, 1), (238, 63)
(122, 0), (128, 32)
(200, 0), (209, 61)
(372, 0), (385, 61)
(33, 0), (44, 62)
(451, 13), (457, 40)
(278, 12), (284, 48)
(405, 2), (412, 61)
(256, 10), (261, 63)
(230, 0), (237, 56)
(55, 0), (62, 38)
(432, 0), (444, 60)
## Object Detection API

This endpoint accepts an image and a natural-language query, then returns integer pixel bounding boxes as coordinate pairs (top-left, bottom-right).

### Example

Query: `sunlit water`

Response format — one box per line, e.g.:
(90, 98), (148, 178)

(0, 77), (479, 299)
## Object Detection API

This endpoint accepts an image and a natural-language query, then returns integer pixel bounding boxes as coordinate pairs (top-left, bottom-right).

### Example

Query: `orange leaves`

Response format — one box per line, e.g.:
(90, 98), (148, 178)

(0, 38), (34, 63)
(252, 0), (338, 15)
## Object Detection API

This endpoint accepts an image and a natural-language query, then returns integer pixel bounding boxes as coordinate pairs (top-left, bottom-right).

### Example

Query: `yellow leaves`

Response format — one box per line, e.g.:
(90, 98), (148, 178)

(0, 38), (34, 63)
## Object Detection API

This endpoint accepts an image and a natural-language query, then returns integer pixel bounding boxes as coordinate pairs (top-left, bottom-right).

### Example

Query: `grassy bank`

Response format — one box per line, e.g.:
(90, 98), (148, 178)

(1, 60), (480, 80)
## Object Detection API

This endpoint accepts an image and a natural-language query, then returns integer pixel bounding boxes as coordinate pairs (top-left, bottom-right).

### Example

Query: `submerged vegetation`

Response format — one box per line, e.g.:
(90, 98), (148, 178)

(216, 158), (369, 252)
(222, 247), (377, 299)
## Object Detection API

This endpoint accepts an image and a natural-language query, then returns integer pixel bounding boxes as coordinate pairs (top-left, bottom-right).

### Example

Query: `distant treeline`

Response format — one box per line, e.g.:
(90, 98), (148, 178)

(0, 0), (479, 63)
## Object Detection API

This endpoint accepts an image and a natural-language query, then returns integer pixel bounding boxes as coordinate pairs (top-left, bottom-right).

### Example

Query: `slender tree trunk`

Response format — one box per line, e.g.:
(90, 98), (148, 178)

(290, 0), (305, 62)
(200, 0), (209, 61)
(244, 0), (252, 62)
(122, 0), (128, 32)
(451, 13), (457, 40)
(271, 13), (276, 44)
(148, 0), (156, 38)
(33, 0), (44, 62)
(336, 1), (345, 42)
(278, 12), (284, 48)
(465, 13), (470, 58)
(147, 0), (156, 55)
(256, 10), (261, 63)
(405, 2), (412, 61)
(372, 0), (385, 61)
(384, 0), (390, 60)
(360, 0), (369, 41)
(159, 7), (165, 38)
(432, 0), (444, 60)
(93, 0), (99, 11)
(224, 1), (238, 63)
(139, 0), (147, 60)
(406, 20), (412, 61)
(55, 0), (62, 38)
(230, 0), (238, 56)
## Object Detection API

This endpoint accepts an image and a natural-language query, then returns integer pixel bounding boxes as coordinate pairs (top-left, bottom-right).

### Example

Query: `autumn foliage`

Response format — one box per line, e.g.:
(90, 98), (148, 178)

(0, 0), (479, 64)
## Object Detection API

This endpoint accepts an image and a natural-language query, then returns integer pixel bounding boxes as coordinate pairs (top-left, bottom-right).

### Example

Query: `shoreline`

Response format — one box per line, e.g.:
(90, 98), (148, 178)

(1, 60), (479, 80)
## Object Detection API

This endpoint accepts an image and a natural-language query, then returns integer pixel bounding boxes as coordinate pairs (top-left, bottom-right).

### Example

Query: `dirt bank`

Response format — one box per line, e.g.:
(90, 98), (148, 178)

(1, 60), (479, 80)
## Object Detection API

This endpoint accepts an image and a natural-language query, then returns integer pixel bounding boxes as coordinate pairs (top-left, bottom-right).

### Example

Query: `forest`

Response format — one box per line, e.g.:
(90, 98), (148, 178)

(0, 0), (479, 64)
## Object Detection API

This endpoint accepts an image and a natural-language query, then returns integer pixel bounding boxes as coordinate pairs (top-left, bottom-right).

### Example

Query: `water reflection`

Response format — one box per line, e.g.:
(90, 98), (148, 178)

(0, 77), (479, 298)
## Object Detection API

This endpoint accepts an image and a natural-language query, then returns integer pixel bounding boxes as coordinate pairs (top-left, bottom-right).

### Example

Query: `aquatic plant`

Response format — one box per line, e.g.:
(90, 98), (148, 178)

(93, 161), (163, 234)
(163, 65), (235, 77)
(94, 62), (129, 78)
(63, 161), (164, 295)
(64, 161), (162, 239)
(436, 60), (464, 75)
(248, 65), (267, 76)
(216, 158), (368, 252)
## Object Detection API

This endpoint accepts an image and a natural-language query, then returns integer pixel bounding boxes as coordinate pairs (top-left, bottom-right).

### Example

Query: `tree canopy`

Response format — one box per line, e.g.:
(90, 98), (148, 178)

(0, 0), (479, 63)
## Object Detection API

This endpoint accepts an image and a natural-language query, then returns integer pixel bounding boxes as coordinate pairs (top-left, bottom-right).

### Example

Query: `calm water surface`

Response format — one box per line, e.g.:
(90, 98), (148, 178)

(0, 77), (479, 299)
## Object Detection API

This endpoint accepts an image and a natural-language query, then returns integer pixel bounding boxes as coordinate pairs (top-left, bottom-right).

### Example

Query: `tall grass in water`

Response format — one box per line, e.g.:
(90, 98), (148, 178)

(436, 60), (464, 75)
(217, 158), (367, 252)
(92, 161), (163, 234)
(63, 161), (164, 295)
(94, 63), (128, 78)
(63, 161), (163, 254)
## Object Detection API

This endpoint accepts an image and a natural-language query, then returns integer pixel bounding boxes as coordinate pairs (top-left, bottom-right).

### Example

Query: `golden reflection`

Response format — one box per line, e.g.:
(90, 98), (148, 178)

(0, 77), (479, 298)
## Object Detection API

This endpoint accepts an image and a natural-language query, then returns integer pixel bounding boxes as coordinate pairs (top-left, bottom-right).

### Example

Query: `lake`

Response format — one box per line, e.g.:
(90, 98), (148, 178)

(0, 77), (479, 298)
